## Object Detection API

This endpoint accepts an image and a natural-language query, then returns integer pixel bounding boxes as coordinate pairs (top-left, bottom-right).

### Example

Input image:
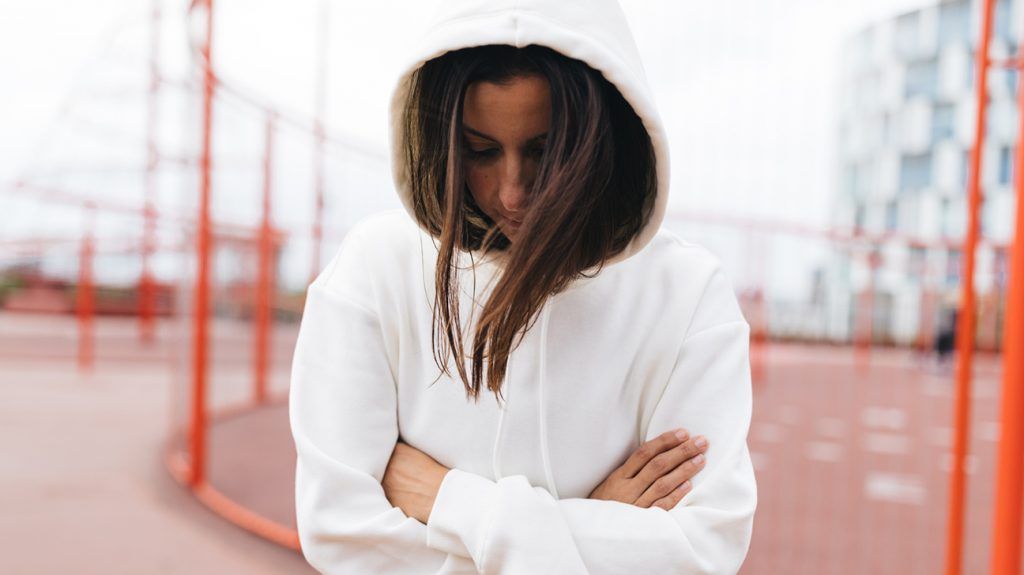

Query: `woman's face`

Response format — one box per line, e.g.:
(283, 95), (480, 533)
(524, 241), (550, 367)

(461, 74), (551, 243)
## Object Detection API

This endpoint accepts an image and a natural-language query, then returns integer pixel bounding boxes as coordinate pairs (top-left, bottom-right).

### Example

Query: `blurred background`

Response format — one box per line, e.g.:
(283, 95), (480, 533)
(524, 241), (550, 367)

(1, 0), (1022, 573)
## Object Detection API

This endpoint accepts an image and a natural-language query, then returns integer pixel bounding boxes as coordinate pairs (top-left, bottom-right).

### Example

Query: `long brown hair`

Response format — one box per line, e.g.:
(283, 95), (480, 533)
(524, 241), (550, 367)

(402, 44), (656, 403)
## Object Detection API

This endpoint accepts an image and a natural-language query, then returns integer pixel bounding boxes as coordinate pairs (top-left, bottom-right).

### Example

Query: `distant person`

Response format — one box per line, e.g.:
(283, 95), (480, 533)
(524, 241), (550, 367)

(288, 1), (757, 573)
(934, 308), (958, 372)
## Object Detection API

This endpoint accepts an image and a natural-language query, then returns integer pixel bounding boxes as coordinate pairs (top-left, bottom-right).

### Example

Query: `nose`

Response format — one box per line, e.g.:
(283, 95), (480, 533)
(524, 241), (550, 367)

(497, 156), (531, 214)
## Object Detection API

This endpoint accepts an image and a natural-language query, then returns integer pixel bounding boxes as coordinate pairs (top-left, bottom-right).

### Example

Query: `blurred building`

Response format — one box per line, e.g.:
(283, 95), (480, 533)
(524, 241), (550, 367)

(827, 0), (1021, 347)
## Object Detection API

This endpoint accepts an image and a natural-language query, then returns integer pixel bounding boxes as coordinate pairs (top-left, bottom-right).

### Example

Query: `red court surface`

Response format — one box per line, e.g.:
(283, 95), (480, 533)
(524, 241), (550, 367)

(745, 344), (1011, 574)
(0, 313), (312, 575)
(1, 311), (1015, 573)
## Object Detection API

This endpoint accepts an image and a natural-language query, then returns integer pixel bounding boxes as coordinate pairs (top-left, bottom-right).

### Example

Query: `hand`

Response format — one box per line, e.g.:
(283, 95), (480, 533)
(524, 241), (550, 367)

(588, 428), (708, 510)
(382, 439), (450, 524)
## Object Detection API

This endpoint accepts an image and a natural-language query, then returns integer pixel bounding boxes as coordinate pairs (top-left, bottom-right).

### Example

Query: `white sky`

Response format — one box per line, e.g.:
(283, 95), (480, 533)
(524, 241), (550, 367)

(0, 0), (934, 294)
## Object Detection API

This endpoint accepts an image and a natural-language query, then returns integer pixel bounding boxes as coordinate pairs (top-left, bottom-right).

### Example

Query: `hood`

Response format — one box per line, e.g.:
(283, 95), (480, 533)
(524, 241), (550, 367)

(386, 0), (671, 268)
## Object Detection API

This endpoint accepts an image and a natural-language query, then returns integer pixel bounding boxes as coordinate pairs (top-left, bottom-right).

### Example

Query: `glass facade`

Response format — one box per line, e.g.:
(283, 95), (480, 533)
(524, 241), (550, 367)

(900, 152), (934, 191)
(932, 104), (956, 142)
(906, 59), (939, 99)
(999, 146), (1014, 185)
(938, 1), (971, 46)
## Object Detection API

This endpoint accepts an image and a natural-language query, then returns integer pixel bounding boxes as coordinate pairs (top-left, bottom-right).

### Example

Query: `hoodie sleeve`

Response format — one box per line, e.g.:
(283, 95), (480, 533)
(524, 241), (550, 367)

(289, 224), (455, 574)
(424, 267), (758, 575)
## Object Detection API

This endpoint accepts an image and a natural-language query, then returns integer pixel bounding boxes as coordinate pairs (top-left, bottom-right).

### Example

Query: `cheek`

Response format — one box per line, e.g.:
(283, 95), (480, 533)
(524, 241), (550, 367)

(464, 166), (494, 205)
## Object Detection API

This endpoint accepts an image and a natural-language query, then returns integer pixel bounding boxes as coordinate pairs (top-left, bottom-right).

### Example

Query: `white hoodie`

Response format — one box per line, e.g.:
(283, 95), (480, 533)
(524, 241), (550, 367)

(289, 1), (758, 574)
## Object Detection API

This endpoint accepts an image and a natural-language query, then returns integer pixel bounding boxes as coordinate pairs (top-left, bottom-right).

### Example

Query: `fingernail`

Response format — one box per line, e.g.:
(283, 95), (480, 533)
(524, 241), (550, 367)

(693, 453), (705, 465)
(678, 480), (691, 492)
(675, 429), (688, 441)
(695, 436), (708, 448)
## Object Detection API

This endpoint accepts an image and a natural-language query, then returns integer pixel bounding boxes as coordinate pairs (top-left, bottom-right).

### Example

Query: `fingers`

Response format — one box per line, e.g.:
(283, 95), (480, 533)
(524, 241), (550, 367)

(634, 447), (707, 509)
(634, 434), (708, 487)
(618, 428), (690, 479)
(648, 480), (693, 511)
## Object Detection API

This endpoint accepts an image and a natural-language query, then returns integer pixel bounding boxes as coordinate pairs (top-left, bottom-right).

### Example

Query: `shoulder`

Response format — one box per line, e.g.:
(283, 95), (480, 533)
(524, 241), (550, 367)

(337, 209), (424, 253)
(634, 227), (748, 337)
(644, 227), (723, 273)
(314, 209), (425, 303)
(633, 227), (728, 293)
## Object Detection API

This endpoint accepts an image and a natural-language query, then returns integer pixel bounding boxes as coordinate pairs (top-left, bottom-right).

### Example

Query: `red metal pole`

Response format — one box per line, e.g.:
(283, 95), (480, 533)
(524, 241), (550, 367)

(991, 247), (1002, 349)
(945, 0), (994, 572)
(916, 247), (934, 353)
(139, 0), (161, 343)
(190, 0), (215, 488)
(254, 115), (275, 405)
(750, 287), (766, 384)
(77, 205), (95, 373)
(310, 0), (329, 285)
(857, 248), (877, 372)
(988, 49), (1024, 575)
(744, 231), (766, 384)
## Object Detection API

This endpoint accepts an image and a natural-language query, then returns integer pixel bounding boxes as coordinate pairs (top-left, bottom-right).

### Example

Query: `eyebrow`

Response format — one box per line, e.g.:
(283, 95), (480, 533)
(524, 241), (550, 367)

(463, 124), (548, 143)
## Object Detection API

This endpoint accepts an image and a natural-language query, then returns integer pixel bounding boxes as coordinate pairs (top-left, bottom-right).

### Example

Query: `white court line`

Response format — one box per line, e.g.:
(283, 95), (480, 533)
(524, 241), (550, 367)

(939, 453), (978, 475)
(921, 378), (950, 398)
(862, 432), (912, 455)
(778, 405), (800, 425)
(929, 424), (998, 446)
(921, 376), (999, 398)
(861, 406), (907, 430)
(816, 417), (847, 439)
(974, 379), (999, 399)
(926, 426), (953, 448)
(750, 451), (768, 471)
(975, 421), (1000, 442)
(805, 441), (844, 463)
(864, 472), (926, 505)
(752, 423), (784, 443)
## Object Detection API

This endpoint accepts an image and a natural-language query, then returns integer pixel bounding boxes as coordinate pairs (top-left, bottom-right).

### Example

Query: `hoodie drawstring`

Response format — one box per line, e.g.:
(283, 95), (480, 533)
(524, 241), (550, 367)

(538, 300), (559, 499)
(491, 346), (509, 480)
(489, 298), (559, 500)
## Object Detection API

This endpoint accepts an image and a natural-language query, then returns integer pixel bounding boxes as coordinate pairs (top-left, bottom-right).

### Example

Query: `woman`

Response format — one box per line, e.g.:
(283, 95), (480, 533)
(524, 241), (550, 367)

(289, 1), (757, 573)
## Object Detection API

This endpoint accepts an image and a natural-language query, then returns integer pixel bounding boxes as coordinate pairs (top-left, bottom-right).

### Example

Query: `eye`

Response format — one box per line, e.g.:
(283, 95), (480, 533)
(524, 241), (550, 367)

(466, 147), (499, 160)
(527, 144), (546, 158)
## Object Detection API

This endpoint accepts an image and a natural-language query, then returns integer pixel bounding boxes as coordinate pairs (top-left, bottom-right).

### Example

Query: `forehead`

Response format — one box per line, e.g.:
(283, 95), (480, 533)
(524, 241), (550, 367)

(462, 75), (551, 140)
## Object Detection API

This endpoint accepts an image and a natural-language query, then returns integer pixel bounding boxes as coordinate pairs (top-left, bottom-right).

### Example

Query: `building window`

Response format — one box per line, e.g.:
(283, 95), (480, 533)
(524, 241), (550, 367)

(962, 149), (972, 190)
(938, 1), (970, 45)
(999, 146), (1014, 185)
(901, 152), (933, 191)
(946, 248), (962, 286)
(906, 59), (938, 99)
(996, 249), (1009, 289)
(885, 200), (899, 231)
(941, 196), (952, 237)
(932, 104), (956, 142)
(896, 12), (920, 58)
(909, 246), (927, 280)
(996, 0), (1012, 41)
(1009, 42), (1019, 96)
(845, 164), (861, 198)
